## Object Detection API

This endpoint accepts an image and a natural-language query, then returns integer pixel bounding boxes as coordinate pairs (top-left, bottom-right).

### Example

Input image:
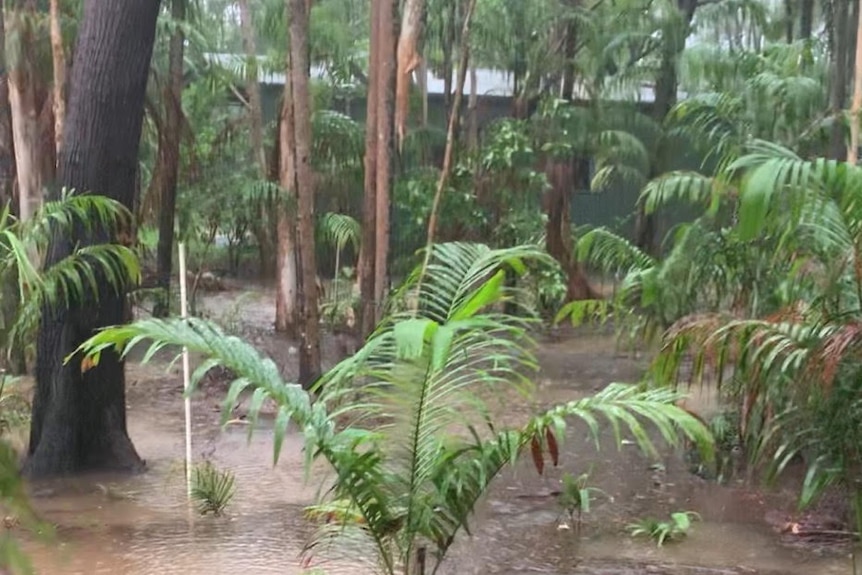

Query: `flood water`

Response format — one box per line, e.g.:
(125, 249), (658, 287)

(17, 292), (857, 574)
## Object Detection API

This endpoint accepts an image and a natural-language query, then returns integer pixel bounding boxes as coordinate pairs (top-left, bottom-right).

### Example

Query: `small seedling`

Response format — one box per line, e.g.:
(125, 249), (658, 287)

(190, 461), (236, 516)
(627, 511), (700, 546)
(558, 471), (608, 532)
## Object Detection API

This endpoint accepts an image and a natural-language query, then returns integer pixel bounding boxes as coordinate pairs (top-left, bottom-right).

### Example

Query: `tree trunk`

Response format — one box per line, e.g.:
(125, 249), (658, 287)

(395, 0), (424, 148)
(829, 0), (851, 160)
(374, 0), (395, 322)
(49, 0), (66, 156)
(0, 6), (25, 376)
(545, 159), (598, 302)
(238, 0), (275, 279)
(289, 0), (322, 387)
(635, 0), (696, 255)
(5, 5), (43, 222)
(467, 64), (478, 148)
(800, 0), (815, 39)
(850, 0), (862, 165)
(27, 0), (158, 478)
(153, 0), (186, 318)
(276, 62), (298, 335)
(359, 0), (381, 339)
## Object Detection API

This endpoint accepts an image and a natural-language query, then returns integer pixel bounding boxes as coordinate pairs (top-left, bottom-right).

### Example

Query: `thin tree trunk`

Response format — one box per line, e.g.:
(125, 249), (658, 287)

(467, 64), (478, 149)
(359, 0), (381, 339)
(289, 0), (322, 387)
(49, 0), (66, 156)
(635, 0), (696, 255)
(276, 62), (299, 335)
(849, 0), (862, 165)
(800, 0), (815, 39)
(830, 0), (851, 160)
(239, 0), (275, 278)
(374, 0), (395, 321)
(28, 0), (158, 478)
(238, 0), (267, 175)
(416, 0), (477, 292)
(785, 0), (794, 43)
(418, 57), (428, 128)
(153, 0), (186, 318)
(5, 6), (42, 222)
(395, 0), (425, 149)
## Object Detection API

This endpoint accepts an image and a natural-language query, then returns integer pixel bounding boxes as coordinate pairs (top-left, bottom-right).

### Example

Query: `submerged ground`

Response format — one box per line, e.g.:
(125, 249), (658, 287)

(15, 282), (856, 574)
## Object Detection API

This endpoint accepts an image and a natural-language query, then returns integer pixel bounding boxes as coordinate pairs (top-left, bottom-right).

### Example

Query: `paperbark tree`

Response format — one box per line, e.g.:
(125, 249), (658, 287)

(850, 0), (862, 165)
(153, 0), (186, 318)
(374, 0), (395, 322)
(5, 3), (45, 221)
(394, 0), (424, 148)
(27, 0), (159, 478)
(275, 67), (299, 335)
(289, 0), (322, 387)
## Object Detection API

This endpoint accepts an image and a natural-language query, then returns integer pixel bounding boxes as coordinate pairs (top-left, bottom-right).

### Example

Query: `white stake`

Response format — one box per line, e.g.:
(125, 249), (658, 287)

(178, 242), (193, 499)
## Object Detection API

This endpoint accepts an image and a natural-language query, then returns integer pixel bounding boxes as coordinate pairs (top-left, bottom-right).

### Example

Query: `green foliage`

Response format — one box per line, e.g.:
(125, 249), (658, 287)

(558, 470), (607, 531)
(627, 511), (700, 547)
(77, 241), (712, 575)
(191, 461), (237, 516)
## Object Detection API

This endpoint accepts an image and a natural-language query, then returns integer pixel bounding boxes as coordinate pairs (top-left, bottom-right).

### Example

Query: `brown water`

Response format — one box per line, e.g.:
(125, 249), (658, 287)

(18, 288), (856, 575)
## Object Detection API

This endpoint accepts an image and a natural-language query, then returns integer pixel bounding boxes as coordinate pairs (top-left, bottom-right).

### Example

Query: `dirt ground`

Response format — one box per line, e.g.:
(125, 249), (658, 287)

(14, 281), (858, 574)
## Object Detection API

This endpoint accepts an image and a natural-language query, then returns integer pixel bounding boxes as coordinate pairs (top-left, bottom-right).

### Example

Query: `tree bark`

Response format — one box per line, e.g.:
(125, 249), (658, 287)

(800, 0), (815, 39)
(27, 0), (159, 478)
(289, 0), (322, 387)
(374, 0), (395, 322)
(395, 0), (424, 148)
(359, 0), (381, 339)
(153, 0), (186, 318)
(5, 5), (43, 222)
(545, 159), (599, 301)
(49, 0), (67, 156)
(276, 59), (298, 335)
(467, 64), (478, 148)
(829, 0), (851, 160)
(0, 6), (26, 376)
(238, 0), (275, 279)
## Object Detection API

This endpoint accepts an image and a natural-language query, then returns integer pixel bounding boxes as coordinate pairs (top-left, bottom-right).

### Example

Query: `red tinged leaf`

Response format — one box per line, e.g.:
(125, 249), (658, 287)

(530, 435), (544, 475)
(545, 428), (559, 467)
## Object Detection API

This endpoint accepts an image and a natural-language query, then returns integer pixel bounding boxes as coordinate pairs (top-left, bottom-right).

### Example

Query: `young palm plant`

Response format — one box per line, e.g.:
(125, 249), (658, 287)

(77, 241), (712, 575)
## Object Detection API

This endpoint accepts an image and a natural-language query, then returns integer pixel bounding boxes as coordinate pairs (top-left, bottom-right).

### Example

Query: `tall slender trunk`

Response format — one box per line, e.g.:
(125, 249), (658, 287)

(395, 0), (425, 148)
(5, 5), (42, 222)
(635, 0), (696, 255)
(0, 6), (25, 376)
(289, 0), (322, 387)
(153, 0), (186, 318)
(49, 0), (66, 156)
(418, 57), (428, 128)
(830, 0), (851, 160)
(374, 0), (395, 319)
(467, 64), (478, 149)
(239, 0), (275, 278)
(800, 0), (815, 39)
(359, 0), (381, 339)
(28, 0), (158, 478)
(276, 58), (299, 335)
(785, 0), (794, 43)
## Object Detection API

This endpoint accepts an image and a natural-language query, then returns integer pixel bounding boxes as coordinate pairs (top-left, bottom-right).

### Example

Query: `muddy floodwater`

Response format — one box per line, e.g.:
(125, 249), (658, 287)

(19, 286), (856, 574)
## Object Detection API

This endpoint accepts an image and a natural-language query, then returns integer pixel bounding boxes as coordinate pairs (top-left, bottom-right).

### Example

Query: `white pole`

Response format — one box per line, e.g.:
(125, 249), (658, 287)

(178, 242), (193, 499)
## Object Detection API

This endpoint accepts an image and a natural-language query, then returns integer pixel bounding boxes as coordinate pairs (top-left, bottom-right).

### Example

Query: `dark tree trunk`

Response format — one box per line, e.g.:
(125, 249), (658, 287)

(800, 0), (815, 39)
(635, 0), (697, 256)
(27, 0), (159, 478)
(153, 0), (186, 318)
(545, 159), (598, 302)
(829, 0), (851, 160)
(0, 7), (26, 376)
(785, 0), (794, 43)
